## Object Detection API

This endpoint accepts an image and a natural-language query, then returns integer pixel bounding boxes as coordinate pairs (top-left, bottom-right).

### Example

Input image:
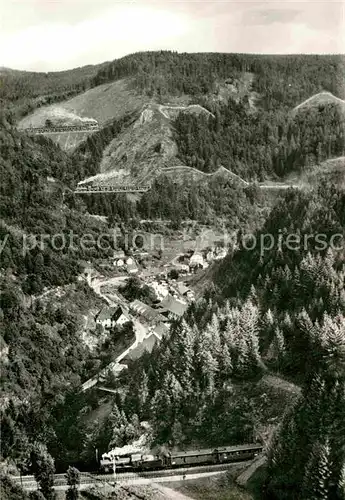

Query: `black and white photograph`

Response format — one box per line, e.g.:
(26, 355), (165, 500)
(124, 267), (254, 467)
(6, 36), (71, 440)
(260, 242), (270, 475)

(0, 1), (344, 499)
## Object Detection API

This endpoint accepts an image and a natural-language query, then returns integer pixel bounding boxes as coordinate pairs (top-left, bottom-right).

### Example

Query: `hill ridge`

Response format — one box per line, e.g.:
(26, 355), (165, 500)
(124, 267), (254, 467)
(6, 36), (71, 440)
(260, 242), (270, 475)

(160, 165), (249, 185)
(293, 91), (345, 112)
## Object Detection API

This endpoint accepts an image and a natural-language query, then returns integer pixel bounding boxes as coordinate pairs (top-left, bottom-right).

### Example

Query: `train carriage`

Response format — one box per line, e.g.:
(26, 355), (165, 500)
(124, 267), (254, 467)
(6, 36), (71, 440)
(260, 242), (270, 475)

(167, 448), (217, 467)
(216, 443), (263, 463)
(131, 453), (163, 470)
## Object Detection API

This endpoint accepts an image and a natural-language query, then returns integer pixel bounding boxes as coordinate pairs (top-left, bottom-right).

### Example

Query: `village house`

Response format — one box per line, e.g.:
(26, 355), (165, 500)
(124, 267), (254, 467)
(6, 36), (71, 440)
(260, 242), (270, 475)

(214, 247), (227, 260)
(112, 305), (132, 326)
(156, 294), (188, 320)
(189, 252), (204, 271)
(130, 299), (168, 325)
(149, 280), (169, 301)
(123, 331), (161, 361)
(113, 250), (126, 259)
(95, 305), (131, 329)
(80, 261), (102, 284)
(114, 258), (125, 267)
(127, 262), (139, 274)
(124, 256), (139, 274)
(178, 264), (190, 273)
(134, 251), (149, 259)
(176, 283), (195, 301)
(206, 250), (214, 262)
(151, 322), (169, 340)
(113, 251), (125, 267)
(177, 282), (190, 297)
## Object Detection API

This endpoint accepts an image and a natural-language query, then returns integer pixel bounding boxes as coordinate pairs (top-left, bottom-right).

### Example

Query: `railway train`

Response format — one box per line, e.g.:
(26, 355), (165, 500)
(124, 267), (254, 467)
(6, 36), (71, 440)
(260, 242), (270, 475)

(25, 123), (99, 134)
(75, 185), (150, 192)
(99, 443), (263, 473)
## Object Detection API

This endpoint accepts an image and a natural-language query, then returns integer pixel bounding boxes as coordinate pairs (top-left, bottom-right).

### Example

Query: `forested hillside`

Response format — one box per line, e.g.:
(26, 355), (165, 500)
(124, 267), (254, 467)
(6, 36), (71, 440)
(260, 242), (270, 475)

(89, 52), (345, 183)
(1, 51), (344, 500)
(79, 175), (269, 231)
(0, 121), (116, 293)
(92, 52), (345, 108)
(5, 51), (343, 116)
(173, 99), (345, 179)
(0, 63), (106, 121)
(98, 185), (345, 500)
(8, 51), (345, 185)
(0, 119), (118, 477)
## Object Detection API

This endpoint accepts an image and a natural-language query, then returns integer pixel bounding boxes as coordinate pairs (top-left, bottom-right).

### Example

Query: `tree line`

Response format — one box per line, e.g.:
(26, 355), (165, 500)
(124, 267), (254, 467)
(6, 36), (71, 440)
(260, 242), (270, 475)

(91, 51), (345, 108)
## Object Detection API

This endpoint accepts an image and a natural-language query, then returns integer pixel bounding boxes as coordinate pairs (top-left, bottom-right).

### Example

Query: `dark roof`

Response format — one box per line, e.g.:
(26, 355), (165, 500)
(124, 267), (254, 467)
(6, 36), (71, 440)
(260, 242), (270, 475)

(158, 295), (187, 317)
(171, 448), (215, 458)
(124, 333), (159, 361)
(216, 443), (263, 452)
(130, 299), (166, 323)
(96, 306), (131, 323)
(112, 306), (131, 322)
(96, 306), (118, 322)
(152, 322), (169, 339)
(170, 443), (262, 458)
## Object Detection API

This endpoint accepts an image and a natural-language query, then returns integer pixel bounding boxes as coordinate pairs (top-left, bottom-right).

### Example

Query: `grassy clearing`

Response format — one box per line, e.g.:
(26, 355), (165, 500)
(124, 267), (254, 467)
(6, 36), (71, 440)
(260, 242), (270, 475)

(164, 472), (254, 500)
(17, 79), (145, 128)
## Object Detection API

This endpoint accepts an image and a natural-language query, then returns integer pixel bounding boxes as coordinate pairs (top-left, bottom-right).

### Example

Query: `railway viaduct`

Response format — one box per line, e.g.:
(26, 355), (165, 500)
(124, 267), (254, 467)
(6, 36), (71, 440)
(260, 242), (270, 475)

(25, 125), (99, 134)
(74, 185), (150, 194)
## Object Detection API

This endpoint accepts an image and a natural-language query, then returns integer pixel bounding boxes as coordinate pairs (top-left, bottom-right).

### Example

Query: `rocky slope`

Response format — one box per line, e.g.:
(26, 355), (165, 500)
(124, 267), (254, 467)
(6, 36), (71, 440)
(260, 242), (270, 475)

(78, 102), (215, 187)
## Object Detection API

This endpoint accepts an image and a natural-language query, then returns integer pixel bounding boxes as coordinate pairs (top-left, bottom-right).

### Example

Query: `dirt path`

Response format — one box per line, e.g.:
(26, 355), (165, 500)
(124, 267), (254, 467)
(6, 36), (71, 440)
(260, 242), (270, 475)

(261, 374), (301, 395)
(158, 104), (215, 120)
(155, 484), (194, 500)
(160, 165), (301, 190)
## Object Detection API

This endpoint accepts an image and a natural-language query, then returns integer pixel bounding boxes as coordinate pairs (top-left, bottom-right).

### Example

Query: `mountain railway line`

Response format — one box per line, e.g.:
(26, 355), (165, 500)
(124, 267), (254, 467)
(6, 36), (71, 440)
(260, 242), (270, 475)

(24, 124), (99, 134)
(13, 459), (255, 491)
(74, 184), (151, 193)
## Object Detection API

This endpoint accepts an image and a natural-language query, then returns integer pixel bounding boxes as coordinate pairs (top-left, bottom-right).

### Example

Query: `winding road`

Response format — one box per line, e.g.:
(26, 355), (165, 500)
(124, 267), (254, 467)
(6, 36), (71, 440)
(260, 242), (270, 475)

(81, 275), (150, 391)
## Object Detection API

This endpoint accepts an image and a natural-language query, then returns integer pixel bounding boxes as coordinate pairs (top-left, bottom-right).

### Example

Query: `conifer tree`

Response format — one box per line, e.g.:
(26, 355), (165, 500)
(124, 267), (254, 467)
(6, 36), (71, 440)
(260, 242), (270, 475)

(171, 421), (184, 446)
(30, 444), (55, 500)
(240, 299), (261, 369)
(302, 441), (332, 500)
(219, 343), (233, 381)
(274, 327), (285, 371)
(261, 308), (275, 338)
(137, 370), (149, 416)
(338, 462), (345, 500)
(65, 466), (80, 500)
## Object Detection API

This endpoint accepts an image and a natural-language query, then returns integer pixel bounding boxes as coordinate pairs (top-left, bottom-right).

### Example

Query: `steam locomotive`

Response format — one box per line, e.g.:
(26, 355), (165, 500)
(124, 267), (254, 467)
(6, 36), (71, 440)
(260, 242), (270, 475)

(100, 443), (263, 473)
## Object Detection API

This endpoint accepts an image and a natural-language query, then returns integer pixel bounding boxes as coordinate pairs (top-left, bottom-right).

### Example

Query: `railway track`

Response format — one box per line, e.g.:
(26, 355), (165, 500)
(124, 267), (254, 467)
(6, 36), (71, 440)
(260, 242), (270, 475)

(75, 185), (150, 194)
(26, 126), (99, 134)
(13, 460), (252, 491)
